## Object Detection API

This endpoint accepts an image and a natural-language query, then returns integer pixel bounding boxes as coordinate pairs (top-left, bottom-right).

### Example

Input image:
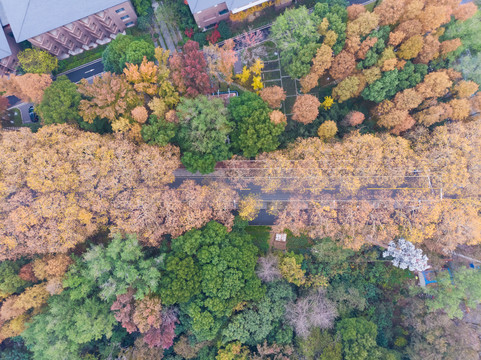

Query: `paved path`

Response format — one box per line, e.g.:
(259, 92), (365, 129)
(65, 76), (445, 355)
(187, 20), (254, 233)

(57, 59), (105, 83)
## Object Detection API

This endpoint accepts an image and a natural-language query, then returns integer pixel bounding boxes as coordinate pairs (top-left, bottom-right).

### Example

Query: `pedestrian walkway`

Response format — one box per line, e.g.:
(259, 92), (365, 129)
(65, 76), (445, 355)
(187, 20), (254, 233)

(151, 1), (181, 52)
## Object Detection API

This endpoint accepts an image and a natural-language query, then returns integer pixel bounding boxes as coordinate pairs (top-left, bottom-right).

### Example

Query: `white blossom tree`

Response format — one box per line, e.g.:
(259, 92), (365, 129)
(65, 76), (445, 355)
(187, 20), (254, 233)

(383, 238), (429, 272)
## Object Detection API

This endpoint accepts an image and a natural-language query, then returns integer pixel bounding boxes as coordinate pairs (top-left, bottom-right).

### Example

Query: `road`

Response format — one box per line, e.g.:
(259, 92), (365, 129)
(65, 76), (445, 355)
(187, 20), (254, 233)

(57, 58), (105, 83)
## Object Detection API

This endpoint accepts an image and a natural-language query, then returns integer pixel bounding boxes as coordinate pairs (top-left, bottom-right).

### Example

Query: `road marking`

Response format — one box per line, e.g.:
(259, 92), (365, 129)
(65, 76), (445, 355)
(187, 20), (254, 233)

(85, 69), (95, 74)
(367, 187), (439, 190)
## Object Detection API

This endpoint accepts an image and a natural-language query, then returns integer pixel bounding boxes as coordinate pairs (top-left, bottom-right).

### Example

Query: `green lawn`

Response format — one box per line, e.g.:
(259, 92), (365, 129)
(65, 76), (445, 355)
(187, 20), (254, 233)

(56, 44), (107, 74)
(282, 77), (297, 96)
(245, 225), (271, 254)
(262, 69), (281, 81)
(285, 230), (313, 254)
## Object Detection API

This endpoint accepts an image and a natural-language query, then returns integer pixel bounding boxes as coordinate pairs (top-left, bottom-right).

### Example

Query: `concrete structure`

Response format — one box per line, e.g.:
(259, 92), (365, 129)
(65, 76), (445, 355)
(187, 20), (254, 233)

(188, 0), (290, 29)
(0, 0), (137, 74)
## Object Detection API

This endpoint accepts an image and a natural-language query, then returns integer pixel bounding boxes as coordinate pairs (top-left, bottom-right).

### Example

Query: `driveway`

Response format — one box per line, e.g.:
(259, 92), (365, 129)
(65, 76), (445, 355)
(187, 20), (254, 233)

(8, 102), (34, 124)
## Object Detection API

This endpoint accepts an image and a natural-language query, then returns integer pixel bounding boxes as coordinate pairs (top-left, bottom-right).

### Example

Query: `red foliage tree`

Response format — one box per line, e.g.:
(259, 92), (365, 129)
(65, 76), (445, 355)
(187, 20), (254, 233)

(111, 288), (138, 334)
(169, 40), (212, 97)
(143, 307), (179, 349)
(184, 28), (194, 38)
(207, 29), (221, 44)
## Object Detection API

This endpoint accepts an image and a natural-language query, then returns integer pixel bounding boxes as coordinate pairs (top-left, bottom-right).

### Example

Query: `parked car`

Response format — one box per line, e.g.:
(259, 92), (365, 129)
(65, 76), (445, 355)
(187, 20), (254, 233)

(28, 106), (39, 122)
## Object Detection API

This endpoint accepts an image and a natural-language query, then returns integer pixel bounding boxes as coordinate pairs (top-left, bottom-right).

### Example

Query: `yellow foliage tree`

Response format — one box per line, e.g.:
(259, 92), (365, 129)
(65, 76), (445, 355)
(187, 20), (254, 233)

(238, 194), (261, 221)
(321, 96), (334, 110)
(251, 58), (264, 76)
(317, 120), (338, 141)
(252, 75), (263, 92)
(279, 255), (306, 286)
(237, 66), (251, 84)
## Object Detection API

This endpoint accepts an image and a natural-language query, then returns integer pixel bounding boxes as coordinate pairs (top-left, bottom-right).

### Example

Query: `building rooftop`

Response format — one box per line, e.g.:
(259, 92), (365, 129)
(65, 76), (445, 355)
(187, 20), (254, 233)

(0, 28), (11, 59)
(187, 0), (269, 14)
(0, 0), (129, 42)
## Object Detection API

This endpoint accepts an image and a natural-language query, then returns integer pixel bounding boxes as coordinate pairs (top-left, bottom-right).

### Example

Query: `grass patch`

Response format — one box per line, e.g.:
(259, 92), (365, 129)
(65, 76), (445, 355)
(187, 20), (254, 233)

(282, 77), (297, 96)
(262, 69), (281, 81)
(55, 44), (107, 74)
(365, 2), (376, 12)
(246, 225), (271, 255)
(283, 95), (297, 114)
(264, 60), (280, 71)
(285, 230), (313, 254)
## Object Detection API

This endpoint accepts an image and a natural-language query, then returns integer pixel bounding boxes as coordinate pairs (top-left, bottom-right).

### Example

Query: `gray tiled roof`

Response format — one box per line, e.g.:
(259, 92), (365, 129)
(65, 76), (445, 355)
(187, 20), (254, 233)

(188, 0), (268, 13)
(0, 0), (130, 42)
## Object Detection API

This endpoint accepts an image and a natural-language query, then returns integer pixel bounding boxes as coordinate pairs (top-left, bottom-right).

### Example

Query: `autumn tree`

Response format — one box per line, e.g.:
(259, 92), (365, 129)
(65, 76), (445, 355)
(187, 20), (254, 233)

(397, 35), (424, 60)
(415, 71), (452, 98)
(440, 38), (462, 56)
(78, 72), (141, 133)
(394, 88), (424, 111)
(346, 11), (379, 38)
(454, 80), (479, 98)
(453, 2), (478, 21)
(0, 74), (52, 104)
(169, 40), (212, 97)
(448, 98), (471, 120)
(342, 111), (365, 126)
(238, 194), (261, 221)
(347, 4), (366, 21)
(329, 51), (356, 81)
(204, 39), (238, 85)
(0, 125), (180, 259)
(416, 35), (440, 64)
(332, 75), (363, 103)
(17, 48), (58, 74)
(259, 86), (286, 109)
(373, 0), (406, 26)
(292, 95), (320, 124)
(270, 110), (287, 125)
(317, 120), (338, 141)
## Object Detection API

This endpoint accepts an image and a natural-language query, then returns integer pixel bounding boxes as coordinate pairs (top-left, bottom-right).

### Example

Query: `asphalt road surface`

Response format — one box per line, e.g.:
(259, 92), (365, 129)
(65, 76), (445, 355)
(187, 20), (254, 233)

(61, 59), (105, 83)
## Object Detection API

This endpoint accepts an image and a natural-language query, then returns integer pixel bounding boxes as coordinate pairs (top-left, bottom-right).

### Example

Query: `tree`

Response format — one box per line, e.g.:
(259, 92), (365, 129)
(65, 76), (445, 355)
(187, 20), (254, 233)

(382, 239), (429, 271)
(336, 318), (379, 360)
(454, 80), (479, 98)
(329, 50), (356, 80)
(393, 88), (424, 111)
(238, 194), (261, 221)
(221, 281), (295, 345)
(347, 4), (366, 21)
(176, 96), (232, 173)
(66, 233), (162, 302)
(416, 35), (440, 64)
(342, 111), (365, 126)
(292, 95), (320, 124)
(271, 7), (320, 79)
(285, 289), (337, 338)
(229, 92), (285, 158)
(256, 255), (282, 283)
(455, 52), (481, 86)
(17, 48), (57, 74)
(160, 221), (264, 341)
(141, 114), (178, 146)
(36, 75), (81, 125)
(78, 72), (141, 133)
(453, 2), (478, 21)
(317, 120), (338, 141)
(425, 267), (481, 319)
(102, 34), (136, 74)
(373, 0), (405, 26)
(0, 260), (29, 299)
(346, 11), (379, 38)
(0, 74), (52, 104)
(259, 86), (286, 109)
(448, 98), (471, 120)
(440, 38), (462, 56)
(416, 71), (452, 98)
(0, 125), (180, 259)
(270, 110), (287, 125)
(169, 40), (212, 97)
(397, 35), (424, 60)
(332, 75), (363, 103)
(204, 39), (237, 85)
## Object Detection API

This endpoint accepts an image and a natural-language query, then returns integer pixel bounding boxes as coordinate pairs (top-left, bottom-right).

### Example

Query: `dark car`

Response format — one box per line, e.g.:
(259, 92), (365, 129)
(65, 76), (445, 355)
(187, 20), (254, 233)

(28, 106), (39, 122)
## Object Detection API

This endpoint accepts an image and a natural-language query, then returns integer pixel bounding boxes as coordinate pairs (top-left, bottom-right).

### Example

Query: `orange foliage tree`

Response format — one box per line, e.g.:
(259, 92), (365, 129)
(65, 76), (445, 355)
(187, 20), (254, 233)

(292, 95), (320, 124)
(259, 86), (286, 108)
